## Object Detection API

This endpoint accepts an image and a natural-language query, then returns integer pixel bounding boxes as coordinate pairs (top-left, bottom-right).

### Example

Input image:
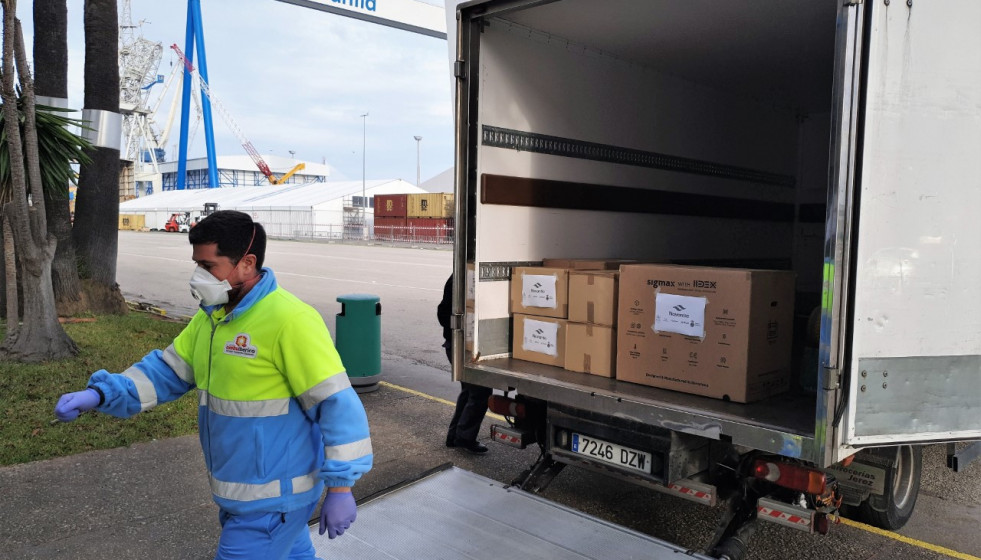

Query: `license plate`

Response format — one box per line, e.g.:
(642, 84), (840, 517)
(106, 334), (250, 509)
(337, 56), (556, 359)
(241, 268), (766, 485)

(571, 433), (653, 474)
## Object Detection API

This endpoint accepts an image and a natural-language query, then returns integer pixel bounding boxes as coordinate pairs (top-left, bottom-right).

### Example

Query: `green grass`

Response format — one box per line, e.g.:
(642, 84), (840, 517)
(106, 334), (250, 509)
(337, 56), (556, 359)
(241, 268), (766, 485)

(0, 313), (197, 466)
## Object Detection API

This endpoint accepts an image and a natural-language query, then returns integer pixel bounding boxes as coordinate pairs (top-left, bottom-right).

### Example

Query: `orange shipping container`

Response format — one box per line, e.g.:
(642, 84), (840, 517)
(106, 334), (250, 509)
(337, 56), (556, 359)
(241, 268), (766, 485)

(407, 193), (454, 218)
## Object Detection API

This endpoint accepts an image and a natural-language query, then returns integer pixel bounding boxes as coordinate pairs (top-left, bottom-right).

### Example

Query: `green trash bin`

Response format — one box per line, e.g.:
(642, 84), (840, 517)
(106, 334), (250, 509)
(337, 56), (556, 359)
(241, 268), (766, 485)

(335, 294), (382, 393)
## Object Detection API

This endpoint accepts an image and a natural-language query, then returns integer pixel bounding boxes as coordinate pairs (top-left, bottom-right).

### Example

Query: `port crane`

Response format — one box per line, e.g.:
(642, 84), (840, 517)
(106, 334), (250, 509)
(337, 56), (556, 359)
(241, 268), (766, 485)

(170, 44), (302, 185)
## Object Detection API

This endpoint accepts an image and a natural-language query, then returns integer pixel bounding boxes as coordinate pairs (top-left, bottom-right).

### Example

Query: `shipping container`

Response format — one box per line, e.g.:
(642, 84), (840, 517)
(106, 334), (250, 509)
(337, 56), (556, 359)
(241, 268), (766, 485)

(374, 194), (408, 217)
(407, 193), (454, 218)
(407, 217), (454, 243)
(373, 216), (408, 241)
(118, 214), (146, 231)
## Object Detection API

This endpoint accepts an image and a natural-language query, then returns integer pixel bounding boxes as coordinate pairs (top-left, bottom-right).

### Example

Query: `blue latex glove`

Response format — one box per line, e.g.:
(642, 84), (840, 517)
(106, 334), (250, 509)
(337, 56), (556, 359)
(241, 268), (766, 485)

(319, 490), (357, 538)
(54, 389), (101, 422)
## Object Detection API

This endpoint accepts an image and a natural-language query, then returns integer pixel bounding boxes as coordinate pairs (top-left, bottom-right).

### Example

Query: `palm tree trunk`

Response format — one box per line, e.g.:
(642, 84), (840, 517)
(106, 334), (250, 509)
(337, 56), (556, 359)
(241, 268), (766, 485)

(72, 0), (126, 314)
(0, 2), (76, 360)
(2, 211), (18, 340)
(33, 0), (67, 98)
(34, 0), (85, 315)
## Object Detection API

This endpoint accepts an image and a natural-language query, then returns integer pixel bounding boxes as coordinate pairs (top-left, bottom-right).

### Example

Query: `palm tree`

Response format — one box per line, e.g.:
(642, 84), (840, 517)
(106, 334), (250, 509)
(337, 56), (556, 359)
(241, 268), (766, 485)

(0, 0), (78, 360)
(33, 0), (86, 315)
(72, 0), (126, 314)
(0, 105), (91, 325)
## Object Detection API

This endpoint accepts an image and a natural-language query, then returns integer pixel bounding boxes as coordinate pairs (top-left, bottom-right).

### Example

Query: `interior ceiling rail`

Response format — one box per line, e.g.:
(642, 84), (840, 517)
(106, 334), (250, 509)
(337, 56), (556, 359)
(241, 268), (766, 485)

(482, 125), (796, 188)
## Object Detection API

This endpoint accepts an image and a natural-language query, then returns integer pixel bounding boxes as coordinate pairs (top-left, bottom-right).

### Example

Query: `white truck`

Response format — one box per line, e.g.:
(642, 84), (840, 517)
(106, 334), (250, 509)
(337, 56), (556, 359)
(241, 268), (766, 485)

(445, 1), (981, 557)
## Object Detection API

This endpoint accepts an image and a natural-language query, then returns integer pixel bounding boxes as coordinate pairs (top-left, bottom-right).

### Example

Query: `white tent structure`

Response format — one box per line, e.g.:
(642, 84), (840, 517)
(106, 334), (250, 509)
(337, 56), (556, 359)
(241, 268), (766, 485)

(119, 179), (425, 239)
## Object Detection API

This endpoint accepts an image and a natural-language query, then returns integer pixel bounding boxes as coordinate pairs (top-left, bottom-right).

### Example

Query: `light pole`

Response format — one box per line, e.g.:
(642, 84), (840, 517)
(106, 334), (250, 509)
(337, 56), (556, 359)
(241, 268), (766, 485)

(360, 112), (369, 233)
(413, 135), (423, 187)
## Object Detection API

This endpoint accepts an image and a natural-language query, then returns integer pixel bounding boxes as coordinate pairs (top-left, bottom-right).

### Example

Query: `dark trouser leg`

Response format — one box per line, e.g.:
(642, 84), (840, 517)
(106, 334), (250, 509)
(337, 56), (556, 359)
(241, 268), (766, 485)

(452, 382), (492, 445)
(445, 346), (491, 446)
(447, 386), (468, 445)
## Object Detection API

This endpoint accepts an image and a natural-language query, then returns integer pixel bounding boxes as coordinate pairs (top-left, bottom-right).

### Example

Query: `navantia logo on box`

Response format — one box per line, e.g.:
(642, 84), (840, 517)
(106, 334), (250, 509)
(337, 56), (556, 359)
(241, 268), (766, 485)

(330, 0), (377, 12)
(668, 305), (690, 318)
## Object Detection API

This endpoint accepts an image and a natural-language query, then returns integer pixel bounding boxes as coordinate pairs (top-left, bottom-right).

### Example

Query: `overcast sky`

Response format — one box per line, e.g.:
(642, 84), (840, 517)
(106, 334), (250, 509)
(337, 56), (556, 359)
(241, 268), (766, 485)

(20, 0), (454, 183)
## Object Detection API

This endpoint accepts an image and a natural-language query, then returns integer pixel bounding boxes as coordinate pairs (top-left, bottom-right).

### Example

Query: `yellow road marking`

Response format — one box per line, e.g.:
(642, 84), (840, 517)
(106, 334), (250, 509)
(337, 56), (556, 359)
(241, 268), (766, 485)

(380, 382), (979, 560)
(378, 381), (507, 420)
(839, 517), (981, 560)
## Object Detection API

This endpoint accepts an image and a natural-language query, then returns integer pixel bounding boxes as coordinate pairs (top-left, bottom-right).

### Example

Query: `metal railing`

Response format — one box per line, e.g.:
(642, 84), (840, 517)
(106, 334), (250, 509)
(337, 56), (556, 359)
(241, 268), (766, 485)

(262, 223), (454, 245)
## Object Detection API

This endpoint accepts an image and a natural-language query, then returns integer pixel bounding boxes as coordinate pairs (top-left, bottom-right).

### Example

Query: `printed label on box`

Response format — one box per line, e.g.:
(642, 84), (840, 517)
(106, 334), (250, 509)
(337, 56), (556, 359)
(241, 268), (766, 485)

(522, 274), (558, 309)
(654, 293), (707, 338)
(522, 318), (559, 356)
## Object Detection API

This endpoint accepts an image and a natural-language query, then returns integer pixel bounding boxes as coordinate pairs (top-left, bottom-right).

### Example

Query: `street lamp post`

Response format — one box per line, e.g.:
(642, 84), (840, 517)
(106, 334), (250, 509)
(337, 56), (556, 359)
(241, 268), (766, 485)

(413, 135), (423, 187)
(360, 112), (369, 237)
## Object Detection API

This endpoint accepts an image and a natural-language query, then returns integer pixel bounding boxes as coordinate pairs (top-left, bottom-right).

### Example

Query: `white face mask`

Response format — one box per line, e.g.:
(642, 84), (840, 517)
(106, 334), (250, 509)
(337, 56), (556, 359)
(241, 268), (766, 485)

(189, 266), (232, 306)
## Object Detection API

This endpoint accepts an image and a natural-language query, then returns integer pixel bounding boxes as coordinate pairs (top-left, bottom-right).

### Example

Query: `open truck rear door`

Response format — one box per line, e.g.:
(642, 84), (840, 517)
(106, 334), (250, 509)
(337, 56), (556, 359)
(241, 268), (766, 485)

(840, 0), (981, 449)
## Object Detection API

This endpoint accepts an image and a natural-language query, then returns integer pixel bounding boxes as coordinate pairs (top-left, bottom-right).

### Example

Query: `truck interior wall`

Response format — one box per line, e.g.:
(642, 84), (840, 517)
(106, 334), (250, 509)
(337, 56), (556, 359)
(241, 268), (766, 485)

(473, 20), (832, 358)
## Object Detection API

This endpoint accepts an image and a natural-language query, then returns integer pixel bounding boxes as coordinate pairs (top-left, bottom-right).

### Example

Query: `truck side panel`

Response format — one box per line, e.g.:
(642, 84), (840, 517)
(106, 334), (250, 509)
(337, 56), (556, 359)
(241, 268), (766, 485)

(846, 1), (981, 444)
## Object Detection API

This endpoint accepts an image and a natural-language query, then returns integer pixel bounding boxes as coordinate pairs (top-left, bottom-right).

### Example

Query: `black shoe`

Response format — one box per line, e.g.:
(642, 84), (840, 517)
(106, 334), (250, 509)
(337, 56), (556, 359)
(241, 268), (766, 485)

(445, 435), (456, 448)
(458, 441), (488, 455)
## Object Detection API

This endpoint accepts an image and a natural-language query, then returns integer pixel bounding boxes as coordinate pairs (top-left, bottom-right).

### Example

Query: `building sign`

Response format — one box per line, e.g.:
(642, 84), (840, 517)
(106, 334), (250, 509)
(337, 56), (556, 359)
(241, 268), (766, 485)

(275, 0), (447, 39)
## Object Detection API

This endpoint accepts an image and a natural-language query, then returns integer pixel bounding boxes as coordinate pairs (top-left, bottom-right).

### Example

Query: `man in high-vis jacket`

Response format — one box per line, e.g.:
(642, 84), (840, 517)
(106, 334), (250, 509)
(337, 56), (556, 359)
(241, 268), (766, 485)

(54, 211), (372, 560)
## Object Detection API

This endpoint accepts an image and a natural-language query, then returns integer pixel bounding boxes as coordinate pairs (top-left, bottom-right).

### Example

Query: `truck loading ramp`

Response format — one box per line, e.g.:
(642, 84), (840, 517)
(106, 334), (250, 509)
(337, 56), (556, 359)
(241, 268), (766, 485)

(310, 465), (711, 559)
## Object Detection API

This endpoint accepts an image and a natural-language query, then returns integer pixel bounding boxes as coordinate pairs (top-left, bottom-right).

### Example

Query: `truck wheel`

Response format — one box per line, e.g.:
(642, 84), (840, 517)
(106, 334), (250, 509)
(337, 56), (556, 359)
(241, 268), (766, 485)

(854, 445), (921, 530)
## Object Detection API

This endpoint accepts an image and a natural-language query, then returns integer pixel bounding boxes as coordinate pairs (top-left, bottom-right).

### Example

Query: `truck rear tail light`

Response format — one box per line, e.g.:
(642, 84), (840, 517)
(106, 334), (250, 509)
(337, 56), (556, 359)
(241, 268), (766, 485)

(488, 395), (526, 418)
(752, 459), (827, 495)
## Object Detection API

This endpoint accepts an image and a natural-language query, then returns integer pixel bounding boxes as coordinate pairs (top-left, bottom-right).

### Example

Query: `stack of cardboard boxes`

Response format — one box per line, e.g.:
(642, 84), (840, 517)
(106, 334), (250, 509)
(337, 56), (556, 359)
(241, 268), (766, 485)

(509, 260), (797, 404)
(511, 266), (570, 367)
(510, 259), (626, 377)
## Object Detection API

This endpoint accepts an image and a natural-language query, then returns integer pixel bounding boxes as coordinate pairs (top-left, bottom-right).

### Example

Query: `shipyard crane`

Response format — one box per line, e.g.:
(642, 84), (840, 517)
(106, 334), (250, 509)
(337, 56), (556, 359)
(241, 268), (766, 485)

(170, 44), (303, 185)
(170, 43), (278, 183)
(170, 0), (444, 190)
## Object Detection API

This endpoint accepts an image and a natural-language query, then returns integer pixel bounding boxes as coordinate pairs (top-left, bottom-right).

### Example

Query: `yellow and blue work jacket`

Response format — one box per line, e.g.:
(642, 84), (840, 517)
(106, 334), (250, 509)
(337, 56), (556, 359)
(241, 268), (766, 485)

(88, 269), (372, 515)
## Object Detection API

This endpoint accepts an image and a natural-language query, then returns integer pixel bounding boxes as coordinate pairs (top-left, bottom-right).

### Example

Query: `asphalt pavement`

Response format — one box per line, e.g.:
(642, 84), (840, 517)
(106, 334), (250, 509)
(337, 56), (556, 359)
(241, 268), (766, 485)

(2, 356), (979, 560)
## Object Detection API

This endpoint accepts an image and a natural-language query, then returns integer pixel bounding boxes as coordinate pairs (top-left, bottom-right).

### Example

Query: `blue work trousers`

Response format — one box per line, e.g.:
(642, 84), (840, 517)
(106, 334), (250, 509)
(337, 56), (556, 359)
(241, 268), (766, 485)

(215, 502), (320, 560)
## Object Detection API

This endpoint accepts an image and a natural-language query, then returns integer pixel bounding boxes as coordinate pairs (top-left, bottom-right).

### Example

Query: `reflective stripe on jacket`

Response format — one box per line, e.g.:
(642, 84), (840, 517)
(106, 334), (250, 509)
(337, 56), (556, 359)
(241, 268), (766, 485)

(89, 268), (373, 515)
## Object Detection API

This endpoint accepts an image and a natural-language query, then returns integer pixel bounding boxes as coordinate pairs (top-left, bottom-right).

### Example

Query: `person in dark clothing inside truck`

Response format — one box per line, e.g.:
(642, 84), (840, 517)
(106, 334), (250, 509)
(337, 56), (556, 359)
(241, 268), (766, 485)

(439, 275), (492, 454)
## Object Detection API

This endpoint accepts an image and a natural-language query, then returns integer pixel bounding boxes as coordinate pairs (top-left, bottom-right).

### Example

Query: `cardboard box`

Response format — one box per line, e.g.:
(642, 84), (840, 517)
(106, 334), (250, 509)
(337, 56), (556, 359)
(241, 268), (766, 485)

(543, 258), (635, 270)
(510, 267), (568, 319)
(616, 264), (795, 403)
(565, 323), (616, 377)
(568, 270), (619, 326)
(513, 314), (567, 367)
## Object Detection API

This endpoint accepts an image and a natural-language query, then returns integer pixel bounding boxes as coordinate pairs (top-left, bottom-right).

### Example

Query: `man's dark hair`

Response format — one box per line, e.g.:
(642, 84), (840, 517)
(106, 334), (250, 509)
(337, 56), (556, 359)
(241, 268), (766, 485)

(189, 210), (266, 269)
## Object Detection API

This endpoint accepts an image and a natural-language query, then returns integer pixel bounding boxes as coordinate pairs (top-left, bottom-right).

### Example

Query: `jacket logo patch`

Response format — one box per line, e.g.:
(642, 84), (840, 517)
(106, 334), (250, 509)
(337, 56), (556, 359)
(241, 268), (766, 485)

(224, 333), (258, 358)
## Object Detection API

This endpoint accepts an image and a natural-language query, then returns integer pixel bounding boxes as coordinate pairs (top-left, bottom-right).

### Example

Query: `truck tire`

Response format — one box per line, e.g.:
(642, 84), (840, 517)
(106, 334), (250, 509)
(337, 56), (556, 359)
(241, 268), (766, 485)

(854, 445), (922, 530)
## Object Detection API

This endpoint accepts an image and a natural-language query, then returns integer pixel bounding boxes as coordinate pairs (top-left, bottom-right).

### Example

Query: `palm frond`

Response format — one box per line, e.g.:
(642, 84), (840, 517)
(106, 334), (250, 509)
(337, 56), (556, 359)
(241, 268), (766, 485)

(0, 99), (93, 205)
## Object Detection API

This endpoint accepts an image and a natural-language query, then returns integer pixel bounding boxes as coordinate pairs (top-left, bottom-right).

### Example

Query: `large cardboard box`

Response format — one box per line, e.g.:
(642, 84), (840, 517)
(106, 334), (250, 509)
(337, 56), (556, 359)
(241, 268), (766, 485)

(568, 270), (619, 326)
(510, 267), (569, 319)
(513, 314), (567, 367)
(543, 258), (634, 270)
(565, 322), (616, 377)
(616, 264), (795, 403)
